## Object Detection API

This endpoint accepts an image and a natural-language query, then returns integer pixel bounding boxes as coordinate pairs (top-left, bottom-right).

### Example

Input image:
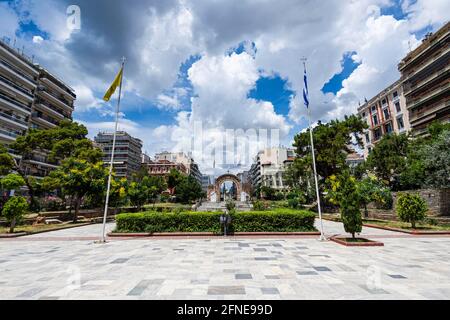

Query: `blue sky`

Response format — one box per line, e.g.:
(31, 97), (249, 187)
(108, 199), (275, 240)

(1, 0), (447, 173)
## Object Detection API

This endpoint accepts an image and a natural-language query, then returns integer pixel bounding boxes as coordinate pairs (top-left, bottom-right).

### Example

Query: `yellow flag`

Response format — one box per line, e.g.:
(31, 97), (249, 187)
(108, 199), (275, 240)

(103, 67), (123, 102)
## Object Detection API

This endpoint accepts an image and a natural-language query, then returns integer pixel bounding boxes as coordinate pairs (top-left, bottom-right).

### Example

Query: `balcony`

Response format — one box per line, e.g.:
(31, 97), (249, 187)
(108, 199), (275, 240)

(407, 82), (450, 110)
(0, 111), (28, 130)
(0, 44), (39, 76)
(31, 113), (58, 129)
(402, 47), (450, 81)
(37, 89), (73, 111)
(404, 65), (450, 97)
(0, 91), (31, 115)
(0, 58), (37, 89)
(34, 102), (66, 120)
(0, 76), (34, 105)
(0, 127), (20, 141)
(40, 77), (75, 100)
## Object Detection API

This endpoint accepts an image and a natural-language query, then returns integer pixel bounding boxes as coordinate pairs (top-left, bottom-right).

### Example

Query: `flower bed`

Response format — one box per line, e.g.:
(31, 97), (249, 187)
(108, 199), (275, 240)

(115, 210), (316, 234)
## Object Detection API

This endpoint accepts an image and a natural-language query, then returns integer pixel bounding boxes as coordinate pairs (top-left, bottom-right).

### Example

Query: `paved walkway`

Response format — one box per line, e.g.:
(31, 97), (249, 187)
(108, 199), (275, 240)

(0, 220), (449, 300)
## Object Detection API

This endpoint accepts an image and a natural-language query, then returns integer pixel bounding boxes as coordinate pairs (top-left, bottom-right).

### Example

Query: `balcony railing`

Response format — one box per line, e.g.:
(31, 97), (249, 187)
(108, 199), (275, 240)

(0, 111), (28, 126)
(0, 58), (36, 85)
(0, 73), (34, 98)
(0, 127), (19, 138)
(0, 91), (31, 113)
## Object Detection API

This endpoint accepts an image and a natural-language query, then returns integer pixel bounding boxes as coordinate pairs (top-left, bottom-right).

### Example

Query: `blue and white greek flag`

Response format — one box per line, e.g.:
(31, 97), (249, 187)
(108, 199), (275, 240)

(303, 67), (309, 108)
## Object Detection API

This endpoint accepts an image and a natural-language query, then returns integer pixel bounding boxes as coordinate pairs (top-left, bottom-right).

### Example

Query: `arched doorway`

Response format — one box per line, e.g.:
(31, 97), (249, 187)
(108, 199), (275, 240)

(212, 174), (242, 202)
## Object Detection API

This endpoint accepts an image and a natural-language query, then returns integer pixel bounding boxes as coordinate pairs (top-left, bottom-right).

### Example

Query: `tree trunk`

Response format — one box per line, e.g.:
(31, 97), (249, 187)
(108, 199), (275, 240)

(68, 195), (74, 216)
(364, 204), (369, 218)
(9, 217), (16, 233)
(412, 220), (416, 229)
(352, 232), (355, 239)
(73, 196), (81, 223)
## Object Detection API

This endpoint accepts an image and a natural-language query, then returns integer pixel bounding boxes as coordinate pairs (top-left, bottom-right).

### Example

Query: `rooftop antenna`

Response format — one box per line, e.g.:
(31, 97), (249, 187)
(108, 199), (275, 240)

(408, 40), (412, 52)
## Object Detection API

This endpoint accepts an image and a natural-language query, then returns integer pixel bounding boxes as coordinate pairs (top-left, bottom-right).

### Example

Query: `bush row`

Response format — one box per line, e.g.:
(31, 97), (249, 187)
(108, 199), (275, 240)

(115, 209), (316, 233)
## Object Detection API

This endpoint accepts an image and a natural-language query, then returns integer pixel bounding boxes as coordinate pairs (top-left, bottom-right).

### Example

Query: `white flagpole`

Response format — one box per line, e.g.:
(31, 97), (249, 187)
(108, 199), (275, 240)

(302, 59), (326, 241)
(100, 57), (126, 243)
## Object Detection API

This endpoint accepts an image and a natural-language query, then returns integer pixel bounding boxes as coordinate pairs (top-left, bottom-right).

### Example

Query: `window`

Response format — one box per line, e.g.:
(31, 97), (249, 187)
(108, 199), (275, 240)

(383, 108), (390, 120)
(382, 99), (387, 106)
(365, 133), (370, 143)
(371, 105), (377, 112)
(397, 116), (404, 130)
(373, 114), (379, 126)
(368, 147), (372, 154)
(393, 91), (398, 100)
(385, 122), (393, 134)
(374, 128), (382, 141)
(362, 112), (366, 118)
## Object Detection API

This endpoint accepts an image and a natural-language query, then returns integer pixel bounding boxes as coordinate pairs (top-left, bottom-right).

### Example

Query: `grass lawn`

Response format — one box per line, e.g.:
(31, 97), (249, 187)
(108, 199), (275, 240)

(0, 221), (91, 235)
(322, 213), (450, 231)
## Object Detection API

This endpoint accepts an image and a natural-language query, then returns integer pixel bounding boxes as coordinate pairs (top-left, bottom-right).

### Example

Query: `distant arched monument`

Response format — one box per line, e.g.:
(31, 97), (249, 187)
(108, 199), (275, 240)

(208, 174), (242, 202)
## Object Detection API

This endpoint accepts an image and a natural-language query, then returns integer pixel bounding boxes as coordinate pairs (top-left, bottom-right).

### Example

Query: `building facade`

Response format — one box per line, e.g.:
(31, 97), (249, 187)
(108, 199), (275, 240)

(249, 147), (295, 191)
(357, 80), (410, 159)
(398, 22), (450, 135)
(0, 38), (76, 178)
(146, 160), (188, 177)
(154, 151), (202, 184)
(94, 131), (143, 180)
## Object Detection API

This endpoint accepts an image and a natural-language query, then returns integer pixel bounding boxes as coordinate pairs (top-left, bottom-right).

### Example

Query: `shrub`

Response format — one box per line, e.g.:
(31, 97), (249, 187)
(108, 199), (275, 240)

(1, 196), (28, 233)
(225, 199), (236, 211)
(115, 209), (316, 233)
(252, 200), (266, 211)
(274, 192), (285, 201)
(287, 198), (300, 209)
(396, 193), (428, 228)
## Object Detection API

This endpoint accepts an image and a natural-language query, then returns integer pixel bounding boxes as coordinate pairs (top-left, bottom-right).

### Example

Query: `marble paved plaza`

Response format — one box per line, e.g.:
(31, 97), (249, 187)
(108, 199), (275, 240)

(0, 220), (449, 300)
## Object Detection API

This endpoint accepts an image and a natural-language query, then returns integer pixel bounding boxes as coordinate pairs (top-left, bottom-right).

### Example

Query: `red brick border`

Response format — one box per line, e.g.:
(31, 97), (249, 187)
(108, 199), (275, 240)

(0, 222), (93, 238)
(330, 237), (384, 247)
(363, 223), (450, 235)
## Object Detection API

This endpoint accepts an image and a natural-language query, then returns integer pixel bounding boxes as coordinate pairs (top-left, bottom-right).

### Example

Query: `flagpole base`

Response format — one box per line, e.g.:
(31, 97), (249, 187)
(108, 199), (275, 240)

(94, 239), (107, 244)
(318, 234), (327, 242)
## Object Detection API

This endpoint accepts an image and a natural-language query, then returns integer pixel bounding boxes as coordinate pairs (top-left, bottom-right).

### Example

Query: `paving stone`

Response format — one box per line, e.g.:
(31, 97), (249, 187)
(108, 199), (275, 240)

(313, 266), (332, 272)
(261, 287), (280, 295)
(253, 248), (267, 252)
(111, 258), (129, 264)
(297, 271), (319, 276)
(207, 286), (245, 295)
(17, 288), (44, 298)
(235, 274), (252, 280)
(127, 280), (152, 296)
(389, 274), (407, 279)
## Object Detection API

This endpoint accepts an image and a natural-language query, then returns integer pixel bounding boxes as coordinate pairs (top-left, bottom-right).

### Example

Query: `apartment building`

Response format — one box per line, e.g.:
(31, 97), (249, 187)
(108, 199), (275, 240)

(0, 38), (76, 178)
(94, 131), (143, 180)
(357, 80), (410, 158)
(154, 151), (202, 184)
(249, 147), (295, 191)
(398, 22), (450, 135)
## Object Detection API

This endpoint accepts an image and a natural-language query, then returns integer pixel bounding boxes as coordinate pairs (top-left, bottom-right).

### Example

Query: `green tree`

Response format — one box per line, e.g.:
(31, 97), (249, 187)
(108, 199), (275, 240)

(326, 171), (362, 239)
(0, 145), (14, 176)
(421, 131), (450, 188)
(47, 154), (108, 222)
(167, 169), (185, 192)
(1, 174), (26, 191)
(260, 186), (276, 200)
(396, 193), (428, 229)
(366, 133), (409, 189)
(10, 121), (100, 209)
(356, 177), (392, 217)
(1, 196), (28, 233)
(293, 115), (367, 181)
(175, 176), (203, 204)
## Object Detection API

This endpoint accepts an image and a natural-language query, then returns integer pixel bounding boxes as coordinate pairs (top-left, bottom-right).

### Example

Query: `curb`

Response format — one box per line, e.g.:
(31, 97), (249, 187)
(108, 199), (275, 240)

(330, 237), (384, 247)
(0, 222), (94, 238)
(363, 223), (450, 235)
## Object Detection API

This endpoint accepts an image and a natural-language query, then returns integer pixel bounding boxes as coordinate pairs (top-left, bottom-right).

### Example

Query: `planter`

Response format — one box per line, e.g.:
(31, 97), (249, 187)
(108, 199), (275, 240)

(330, 237), (384, 247)
(363, 223), (450, 235)
(0, 232), (27, 238)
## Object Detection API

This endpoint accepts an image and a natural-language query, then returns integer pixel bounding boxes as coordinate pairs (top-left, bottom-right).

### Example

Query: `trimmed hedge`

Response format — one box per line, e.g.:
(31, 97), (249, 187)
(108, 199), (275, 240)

(115, 209), (316, 233)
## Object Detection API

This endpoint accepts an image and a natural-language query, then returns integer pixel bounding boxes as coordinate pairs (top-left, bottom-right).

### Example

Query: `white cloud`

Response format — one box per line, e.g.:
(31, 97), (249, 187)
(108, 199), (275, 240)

(32, 36), (44, 44)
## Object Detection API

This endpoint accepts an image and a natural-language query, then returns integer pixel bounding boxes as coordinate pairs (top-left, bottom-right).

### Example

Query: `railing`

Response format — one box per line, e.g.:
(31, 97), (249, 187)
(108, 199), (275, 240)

(40, 88), (72, 108)
(0, 73), (34, 97)
(36, 99), (67, 118)
(0, 58), (36, 84)
(0, 111), (28, 126)
(0, 127), (19, 138)
(0, 91), (31, 112)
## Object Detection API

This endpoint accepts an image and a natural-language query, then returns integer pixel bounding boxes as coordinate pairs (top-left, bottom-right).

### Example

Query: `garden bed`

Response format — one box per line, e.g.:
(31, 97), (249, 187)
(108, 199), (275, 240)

(0, 221), (93, 238)
(115, 209), (317, 234)
(330, 237), (384, 247)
